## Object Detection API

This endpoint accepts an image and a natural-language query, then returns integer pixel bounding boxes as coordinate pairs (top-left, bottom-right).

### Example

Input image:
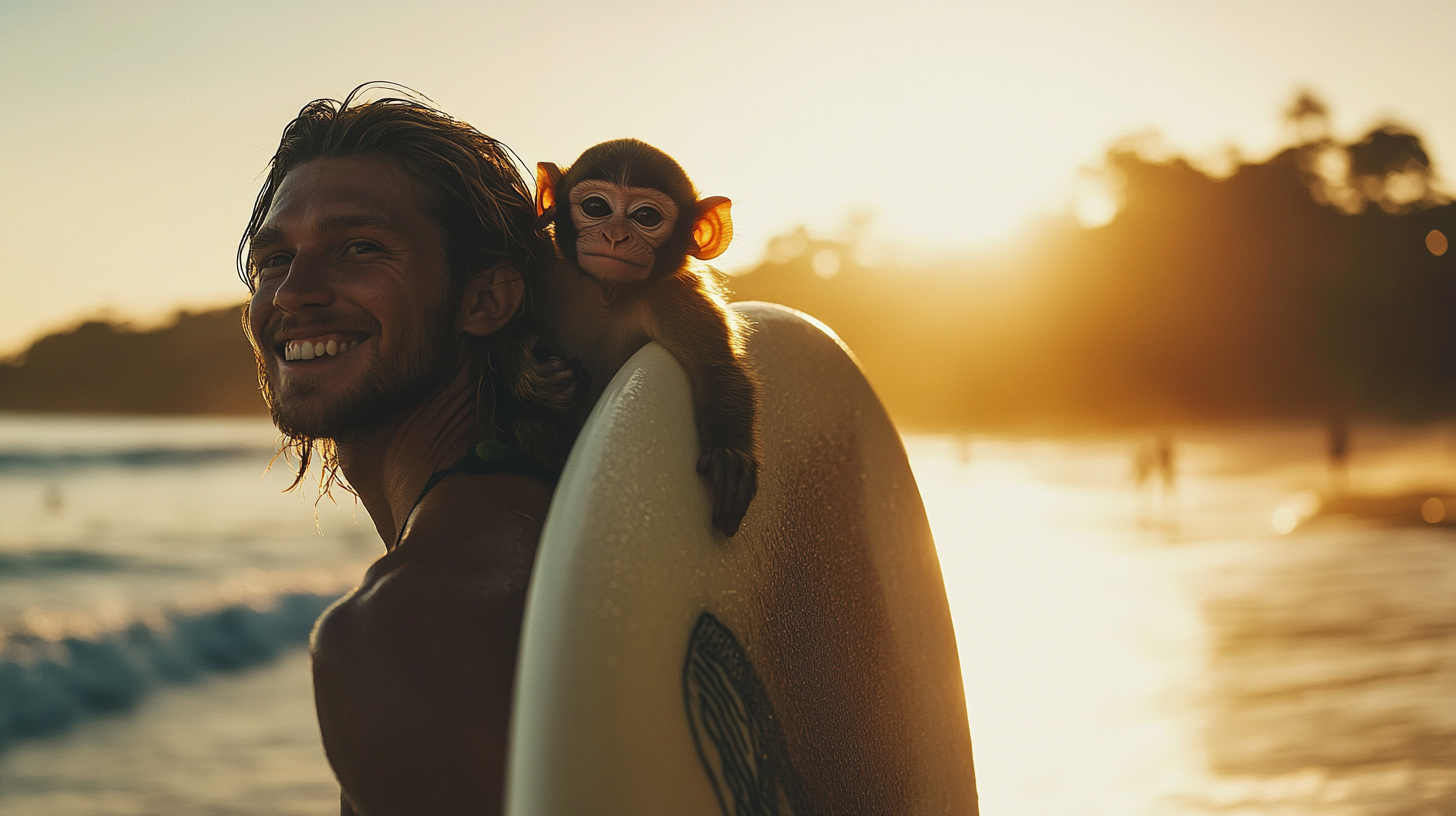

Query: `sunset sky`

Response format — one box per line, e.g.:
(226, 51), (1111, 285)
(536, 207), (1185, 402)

(2, 0), (1452, 355)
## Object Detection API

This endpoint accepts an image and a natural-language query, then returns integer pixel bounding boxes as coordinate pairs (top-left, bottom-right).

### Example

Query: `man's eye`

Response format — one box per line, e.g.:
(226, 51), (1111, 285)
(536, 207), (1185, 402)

(260, 253), (290, 270)
(581, 196), (612, 218)
(630, 207), (663, 228)
(347, 241), (378, 255)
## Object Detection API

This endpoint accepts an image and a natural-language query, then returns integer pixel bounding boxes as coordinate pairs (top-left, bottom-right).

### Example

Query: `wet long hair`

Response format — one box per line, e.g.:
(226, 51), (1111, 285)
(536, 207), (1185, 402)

(237, 83), (576, 492)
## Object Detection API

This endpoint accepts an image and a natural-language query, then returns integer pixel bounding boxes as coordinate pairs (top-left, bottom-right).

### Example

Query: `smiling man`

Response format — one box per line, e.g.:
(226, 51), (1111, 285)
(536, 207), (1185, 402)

(239, 89), (576, 816)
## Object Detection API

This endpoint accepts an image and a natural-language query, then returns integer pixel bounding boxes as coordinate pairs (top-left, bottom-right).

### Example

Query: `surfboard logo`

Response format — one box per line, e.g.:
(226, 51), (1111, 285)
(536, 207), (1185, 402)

(683, 611), (810, 816)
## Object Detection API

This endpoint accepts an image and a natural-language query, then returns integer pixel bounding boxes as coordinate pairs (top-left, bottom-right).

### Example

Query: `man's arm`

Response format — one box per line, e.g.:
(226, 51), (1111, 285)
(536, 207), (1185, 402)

(311, 472), (549, 816)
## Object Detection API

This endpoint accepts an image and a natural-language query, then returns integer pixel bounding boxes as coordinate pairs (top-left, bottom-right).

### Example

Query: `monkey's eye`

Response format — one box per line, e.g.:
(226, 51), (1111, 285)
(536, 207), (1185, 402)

(580, 196), (612, 218)
(630, 207), (663, 228)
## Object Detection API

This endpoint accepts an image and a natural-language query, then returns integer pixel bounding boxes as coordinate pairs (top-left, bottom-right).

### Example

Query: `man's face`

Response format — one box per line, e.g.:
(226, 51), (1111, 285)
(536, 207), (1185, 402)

(247, 155), (461, 439)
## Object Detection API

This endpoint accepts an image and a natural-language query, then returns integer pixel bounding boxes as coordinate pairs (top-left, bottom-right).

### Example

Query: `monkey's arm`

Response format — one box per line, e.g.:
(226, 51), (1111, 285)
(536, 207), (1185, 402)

(641, 272), (761, 536)
(515, 331), (590, 471)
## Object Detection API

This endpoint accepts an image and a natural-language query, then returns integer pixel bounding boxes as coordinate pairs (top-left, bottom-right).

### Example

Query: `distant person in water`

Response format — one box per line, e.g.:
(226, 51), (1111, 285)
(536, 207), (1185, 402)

(1328, 415), (1351, 495)
(238, 85), (578, 816)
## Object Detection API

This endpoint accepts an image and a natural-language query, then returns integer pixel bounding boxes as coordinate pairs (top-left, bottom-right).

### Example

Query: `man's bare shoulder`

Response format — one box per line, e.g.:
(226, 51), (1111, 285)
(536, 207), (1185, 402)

(321, 470), (551, 638)
(398, 470), (551, 573)
(310, 471), (551, 815)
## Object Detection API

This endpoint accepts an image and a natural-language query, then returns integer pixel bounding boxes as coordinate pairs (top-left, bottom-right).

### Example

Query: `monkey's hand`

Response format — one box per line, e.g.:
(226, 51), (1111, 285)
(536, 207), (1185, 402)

(695, 447), (759, 537)
(528, 338), (589, 416)
(536, 355), (585, 398)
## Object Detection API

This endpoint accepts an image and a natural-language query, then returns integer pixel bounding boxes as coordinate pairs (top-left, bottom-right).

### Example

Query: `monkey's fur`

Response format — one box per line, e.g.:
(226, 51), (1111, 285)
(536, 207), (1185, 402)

(535, 139), (761, 536)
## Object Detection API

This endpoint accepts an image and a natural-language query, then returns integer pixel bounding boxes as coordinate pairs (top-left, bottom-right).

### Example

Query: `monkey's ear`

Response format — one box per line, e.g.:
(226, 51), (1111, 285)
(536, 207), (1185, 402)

(535, 163), (564, 225)
(689, 196), (733, 261)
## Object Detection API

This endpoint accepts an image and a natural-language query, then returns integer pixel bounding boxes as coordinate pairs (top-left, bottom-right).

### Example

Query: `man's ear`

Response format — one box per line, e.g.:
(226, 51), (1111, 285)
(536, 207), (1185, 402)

(688, 196), (733, 261)
(459, 264), (525, 338)
(535, 163), (563, 229)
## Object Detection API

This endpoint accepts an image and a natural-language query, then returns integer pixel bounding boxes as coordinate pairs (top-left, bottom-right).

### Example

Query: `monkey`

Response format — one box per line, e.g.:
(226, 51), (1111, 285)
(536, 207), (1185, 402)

(534, 139), (760, 536)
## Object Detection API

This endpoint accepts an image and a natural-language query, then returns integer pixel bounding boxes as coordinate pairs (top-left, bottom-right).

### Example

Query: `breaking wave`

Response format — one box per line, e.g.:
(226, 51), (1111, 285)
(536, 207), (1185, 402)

(0, 589), (342, 749)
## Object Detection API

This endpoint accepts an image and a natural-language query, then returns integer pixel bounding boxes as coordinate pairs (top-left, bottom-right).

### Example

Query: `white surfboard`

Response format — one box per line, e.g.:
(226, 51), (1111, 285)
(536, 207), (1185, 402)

(506, 302), (977, 815)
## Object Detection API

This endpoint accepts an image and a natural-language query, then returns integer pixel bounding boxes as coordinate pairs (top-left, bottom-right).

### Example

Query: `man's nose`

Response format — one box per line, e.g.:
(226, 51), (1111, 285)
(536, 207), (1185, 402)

(271, 252), (335, 312)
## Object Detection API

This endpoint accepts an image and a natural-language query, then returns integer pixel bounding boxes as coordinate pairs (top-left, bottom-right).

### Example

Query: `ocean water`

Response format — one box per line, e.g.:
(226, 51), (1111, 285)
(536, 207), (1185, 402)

(0, 414), (373, 814)
(4, 414), (1456, 814)
(921, 427), (1456, 816)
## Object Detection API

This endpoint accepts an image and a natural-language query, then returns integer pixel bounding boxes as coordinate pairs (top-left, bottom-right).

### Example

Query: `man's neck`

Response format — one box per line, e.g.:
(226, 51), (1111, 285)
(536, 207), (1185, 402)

(334, 364), (485, 548)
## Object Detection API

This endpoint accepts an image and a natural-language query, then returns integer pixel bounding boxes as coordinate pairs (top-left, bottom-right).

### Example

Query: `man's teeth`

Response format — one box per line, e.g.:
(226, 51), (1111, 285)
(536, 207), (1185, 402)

(284, 340), (356, 361)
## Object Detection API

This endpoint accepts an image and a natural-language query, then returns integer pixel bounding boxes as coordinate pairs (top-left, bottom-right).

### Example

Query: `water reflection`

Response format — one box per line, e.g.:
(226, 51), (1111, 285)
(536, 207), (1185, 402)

(1196, 528), (1456, 813)
(910, 426), (1456, 815)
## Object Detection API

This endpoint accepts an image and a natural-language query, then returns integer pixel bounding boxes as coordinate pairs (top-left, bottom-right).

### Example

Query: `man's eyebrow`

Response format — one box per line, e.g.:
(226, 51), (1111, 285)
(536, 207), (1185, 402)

(250, 225), (285, 253)
(249, 215), (396, 256)
(317, 214), (393, 233)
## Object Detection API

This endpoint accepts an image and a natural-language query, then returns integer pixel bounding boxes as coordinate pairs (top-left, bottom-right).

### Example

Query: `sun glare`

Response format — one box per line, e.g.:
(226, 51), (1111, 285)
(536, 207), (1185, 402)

(1071, 166), (1127, 230)
(811, 248), (842, 279)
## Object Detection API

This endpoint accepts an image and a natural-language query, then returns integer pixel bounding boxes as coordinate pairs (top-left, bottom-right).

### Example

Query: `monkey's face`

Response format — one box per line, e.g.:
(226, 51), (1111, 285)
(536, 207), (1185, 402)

(567, 180), (681, 287)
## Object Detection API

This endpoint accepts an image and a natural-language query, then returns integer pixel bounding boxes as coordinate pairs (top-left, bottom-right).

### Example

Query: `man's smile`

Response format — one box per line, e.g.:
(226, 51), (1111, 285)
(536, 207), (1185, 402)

(277, 332), (371, 362)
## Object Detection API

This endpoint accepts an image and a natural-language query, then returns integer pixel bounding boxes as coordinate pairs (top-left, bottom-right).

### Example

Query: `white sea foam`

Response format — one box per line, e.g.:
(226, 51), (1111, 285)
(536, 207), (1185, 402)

(0, 582), (345, 748)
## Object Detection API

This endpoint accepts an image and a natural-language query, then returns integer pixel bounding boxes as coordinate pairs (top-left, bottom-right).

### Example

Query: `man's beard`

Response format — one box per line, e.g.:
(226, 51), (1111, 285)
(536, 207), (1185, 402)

(264, 299), (462, 442)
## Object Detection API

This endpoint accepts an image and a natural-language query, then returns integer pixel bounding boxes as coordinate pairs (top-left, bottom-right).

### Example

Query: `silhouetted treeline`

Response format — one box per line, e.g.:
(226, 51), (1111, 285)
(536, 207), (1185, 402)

(732, 97), (1456, 431)
(4, 93), (1453, 430)
(0, 308), (264, 414)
